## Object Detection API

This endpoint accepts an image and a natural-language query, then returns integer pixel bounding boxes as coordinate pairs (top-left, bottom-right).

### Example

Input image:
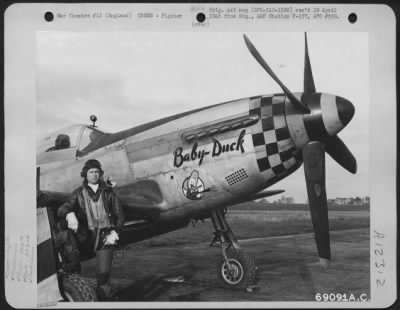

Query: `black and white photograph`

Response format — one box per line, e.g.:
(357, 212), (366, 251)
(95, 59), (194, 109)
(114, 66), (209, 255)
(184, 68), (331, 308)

(4, 3), (397, 308)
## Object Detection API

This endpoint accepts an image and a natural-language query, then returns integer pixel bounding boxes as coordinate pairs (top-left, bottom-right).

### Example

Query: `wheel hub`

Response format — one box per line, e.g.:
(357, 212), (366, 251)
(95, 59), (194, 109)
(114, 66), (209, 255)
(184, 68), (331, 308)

(221, 258), (244, 285)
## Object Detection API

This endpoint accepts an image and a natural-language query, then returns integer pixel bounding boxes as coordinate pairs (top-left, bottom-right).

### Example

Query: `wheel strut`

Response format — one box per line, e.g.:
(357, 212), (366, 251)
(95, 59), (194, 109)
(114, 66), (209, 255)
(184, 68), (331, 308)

(210, 209), (257, 288)
(210, 208), (240, 249)
(210, 208), (241, 274)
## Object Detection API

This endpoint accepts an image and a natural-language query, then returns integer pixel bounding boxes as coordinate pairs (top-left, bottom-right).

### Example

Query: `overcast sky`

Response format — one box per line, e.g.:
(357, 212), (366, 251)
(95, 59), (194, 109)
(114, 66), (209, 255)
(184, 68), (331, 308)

(36, 31), (369, 203)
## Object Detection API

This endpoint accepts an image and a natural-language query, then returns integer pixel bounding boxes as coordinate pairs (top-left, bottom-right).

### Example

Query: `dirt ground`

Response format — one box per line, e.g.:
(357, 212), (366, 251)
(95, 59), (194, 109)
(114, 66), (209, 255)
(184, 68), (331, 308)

(81, 228), (370, 303)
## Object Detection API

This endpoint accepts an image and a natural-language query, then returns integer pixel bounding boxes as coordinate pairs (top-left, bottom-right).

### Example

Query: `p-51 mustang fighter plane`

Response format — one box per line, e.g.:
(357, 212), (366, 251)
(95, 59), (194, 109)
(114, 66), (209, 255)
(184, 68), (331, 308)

(37, 33), (356, 289)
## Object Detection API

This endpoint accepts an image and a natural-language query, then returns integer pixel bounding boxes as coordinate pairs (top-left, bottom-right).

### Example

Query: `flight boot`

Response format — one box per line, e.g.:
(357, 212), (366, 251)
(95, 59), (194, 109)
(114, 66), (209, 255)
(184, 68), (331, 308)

(96, 272), (113, 301)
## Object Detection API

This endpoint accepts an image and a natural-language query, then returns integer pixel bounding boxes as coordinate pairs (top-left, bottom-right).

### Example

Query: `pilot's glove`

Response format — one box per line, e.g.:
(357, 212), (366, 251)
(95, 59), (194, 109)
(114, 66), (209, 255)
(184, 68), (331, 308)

(104, 230), (119, 245)
(66, 212), (79, 233)
(106, 176), (116, 188)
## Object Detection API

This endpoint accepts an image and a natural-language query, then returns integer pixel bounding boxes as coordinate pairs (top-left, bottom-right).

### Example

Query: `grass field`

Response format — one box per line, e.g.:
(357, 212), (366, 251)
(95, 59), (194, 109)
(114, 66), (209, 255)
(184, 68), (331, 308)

(130, 206), (369, 249)
(230, 202), (370, 211)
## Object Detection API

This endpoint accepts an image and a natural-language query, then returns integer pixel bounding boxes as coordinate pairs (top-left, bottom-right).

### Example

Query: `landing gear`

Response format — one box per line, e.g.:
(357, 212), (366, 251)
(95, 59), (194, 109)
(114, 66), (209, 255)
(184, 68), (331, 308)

(210, 208), (257, 289)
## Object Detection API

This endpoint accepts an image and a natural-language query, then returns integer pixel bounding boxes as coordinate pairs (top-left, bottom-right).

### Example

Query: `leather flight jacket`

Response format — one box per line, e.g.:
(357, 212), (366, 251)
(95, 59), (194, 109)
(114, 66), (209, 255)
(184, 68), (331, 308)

(58, 180), (125, 244)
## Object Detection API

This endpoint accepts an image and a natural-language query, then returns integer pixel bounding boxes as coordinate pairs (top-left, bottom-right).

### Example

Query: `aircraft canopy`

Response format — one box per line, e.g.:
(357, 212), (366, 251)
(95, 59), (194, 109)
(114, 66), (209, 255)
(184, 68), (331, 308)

(37, 124), (107, 154)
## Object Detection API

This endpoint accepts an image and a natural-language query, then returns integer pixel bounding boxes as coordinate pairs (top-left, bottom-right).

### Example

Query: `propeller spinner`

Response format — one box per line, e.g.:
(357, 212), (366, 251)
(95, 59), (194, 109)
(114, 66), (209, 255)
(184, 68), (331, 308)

(244, 33), (357, 265)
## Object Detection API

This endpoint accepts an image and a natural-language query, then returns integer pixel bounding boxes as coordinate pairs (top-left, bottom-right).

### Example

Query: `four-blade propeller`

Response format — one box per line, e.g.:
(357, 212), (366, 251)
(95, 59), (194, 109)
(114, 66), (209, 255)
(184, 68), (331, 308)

(243, 34), (310, 114)
(243, 33), (357, 265)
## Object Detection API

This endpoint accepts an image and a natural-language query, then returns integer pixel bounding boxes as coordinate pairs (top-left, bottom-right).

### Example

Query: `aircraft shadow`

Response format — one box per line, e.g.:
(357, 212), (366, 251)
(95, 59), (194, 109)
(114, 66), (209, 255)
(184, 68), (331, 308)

(115, 273), (202, 301)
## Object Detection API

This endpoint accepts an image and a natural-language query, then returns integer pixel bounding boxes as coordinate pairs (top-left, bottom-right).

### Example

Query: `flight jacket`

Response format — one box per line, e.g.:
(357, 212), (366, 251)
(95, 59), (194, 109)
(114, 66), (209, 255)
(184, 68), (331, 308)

(57, 180), (125, 243)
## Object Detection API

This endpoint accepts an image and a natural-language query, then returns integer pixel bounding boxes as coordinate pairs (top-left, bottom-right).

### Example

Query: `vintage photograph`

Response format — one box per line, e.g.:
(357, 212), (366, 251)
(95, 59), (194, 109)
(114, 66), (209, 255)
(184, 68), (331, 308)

(35, 30), (370, 303)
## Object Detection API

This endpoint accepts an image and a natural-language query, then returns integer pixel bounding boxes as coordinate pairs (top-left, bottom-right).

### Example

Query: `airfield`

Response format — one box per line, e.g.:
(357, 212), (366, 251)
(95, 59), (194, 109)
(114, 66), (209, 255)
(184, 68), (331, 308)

(81, 207), (370, 302)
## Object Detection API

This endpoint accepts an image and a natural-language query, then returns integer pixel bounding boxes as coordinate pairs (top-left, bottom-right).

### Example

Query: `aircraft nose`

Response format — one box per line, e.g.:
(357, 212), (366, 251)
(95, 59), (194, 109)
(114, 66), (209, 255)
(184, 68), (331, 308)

(336, 96), (355, 127)
(302, 93), (355, 142)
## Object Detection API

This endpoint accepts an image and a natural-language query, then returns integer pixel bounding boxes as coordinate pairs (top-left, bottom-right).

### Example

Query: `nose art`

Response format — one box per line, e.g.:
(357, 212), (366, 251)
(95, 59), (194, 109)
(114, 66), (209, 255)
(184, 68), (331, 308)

(336, 96), (355, 127)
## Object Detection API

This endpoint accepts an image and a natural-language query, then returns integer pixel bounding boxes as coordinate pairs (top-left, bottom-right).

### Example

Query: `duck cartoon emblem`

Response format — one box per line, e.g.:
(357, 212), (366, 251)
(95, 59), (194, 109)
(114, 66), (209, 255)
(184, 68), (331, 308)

(182, 170), (216, 200)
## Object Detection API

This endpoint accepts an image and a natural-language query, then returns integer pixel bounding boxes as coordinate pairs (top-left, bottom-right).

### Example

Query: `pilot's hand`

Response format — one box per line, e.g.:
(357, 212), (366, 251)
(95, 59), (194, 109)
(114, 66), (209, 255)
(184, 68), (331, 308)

(104, 230), (119, 245)
(66, 212), (78, 233)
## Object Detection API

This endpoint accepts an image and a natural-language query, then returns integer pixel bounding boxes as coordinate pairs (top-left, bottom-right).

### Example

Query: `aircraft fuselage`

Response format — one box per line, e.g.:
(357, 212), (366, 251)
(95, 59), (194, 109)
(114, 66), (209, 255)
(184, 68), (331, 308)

(38, 91), (350, 227)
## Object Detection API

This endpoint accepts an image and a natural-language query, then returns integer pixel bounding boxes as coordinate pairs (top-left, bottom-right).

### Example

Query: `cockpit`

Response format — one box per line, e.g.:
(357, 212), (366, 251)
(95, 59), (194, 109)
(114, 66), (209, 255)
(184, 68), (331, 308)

(37, 124), (108, 162)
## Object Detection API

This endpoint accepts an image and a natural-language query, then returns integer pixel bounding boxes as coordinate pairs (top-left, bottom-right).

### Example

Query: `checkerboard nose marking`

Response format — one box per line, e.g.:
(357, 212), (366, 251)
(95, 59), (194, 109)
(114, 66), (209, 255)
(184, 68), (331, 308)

(249, 95), (298, 178)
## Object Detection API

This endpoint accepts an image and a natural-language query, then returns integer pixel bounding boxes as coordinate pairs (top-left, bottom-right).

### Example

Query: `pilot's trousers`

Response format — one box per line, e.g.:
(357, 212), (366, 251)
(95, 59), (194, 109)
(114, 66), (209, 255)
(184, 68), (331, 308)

(96, 247), (114, 301)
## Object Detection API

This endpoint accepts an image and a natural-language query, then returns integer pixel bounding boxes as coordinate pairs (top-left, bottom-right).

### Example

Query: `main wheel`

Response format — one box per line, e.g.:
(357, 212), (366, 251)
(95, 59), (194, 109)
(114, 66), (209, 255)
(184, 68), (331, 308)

(61, 273), (98, 302)
(217, 248), (257, 289)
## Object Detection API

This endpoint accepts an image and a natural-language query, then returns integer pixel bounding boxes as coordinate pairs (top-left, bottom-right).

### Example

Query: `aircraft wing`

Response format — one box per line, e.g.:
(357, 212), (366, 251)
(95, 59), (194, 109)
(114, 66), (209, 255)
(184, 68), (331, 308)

(37, 185), (163, 222)
(229, 189), (285, 206)
(37, 190), (73, 210)
(246, 189), (285, 201)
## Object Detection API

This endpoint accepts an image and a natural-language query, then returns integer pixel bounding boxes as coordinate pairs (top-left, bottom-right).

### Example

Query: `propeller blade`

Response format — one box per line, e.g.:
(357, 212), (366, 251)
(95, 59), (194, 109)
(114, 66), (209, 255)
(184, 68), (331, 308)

(303, 142), (331, 265)
(325, 136), (357, 174)
(304, 33), (316, 94)
(243, 34), (310, 113)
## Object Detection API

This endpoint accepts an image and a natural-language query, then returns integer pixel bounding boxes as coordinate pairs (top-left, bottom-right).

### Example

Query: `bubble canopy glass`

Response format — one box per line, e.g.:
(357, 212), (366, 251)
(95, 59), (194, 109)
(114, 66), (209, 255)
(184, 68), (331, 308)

(36, 124), (107, 154)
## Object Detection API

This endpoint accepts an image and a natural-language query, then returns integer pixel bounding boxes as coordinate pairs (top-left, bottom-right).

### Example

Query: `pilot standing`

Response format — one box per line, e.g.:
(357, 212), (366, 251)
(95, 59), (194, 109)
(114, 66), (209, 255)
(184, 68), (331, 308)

(58, 159), (125, 301)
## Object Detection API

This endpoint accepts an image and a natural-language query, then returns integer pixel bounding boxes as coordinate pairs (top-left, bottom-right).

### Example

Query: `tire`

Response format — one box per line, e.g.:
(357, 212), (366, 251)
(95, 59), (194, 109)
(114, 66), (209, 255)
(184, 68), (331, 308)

(217, 248), (257, 289)
(61, 273), (98, 302)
